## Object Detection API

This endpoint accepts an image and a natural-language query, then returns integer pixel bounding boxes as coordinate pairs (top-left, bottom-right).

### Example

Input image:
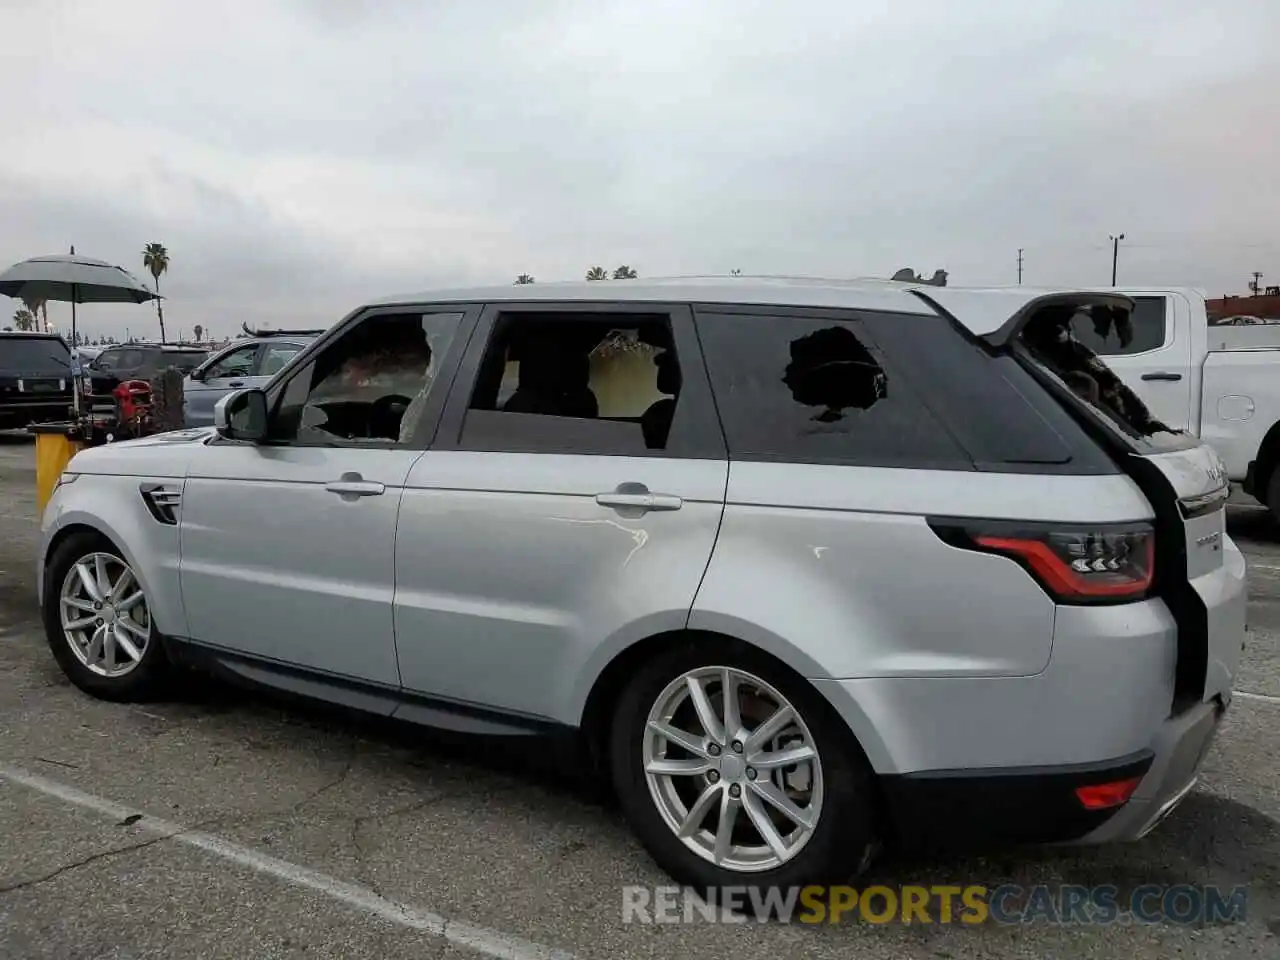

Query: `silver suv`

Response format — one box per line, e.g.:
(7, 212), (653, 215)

(38, 279), (1246, 893)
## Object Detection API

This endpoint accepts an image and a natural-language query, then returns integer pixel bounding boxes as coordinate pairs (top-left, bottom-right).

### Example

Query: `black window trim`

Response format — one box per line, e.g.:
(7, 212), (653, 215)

(433, 299), (726, 461)
(692, 302), (1119, 476)
(211, 302), (481, 451)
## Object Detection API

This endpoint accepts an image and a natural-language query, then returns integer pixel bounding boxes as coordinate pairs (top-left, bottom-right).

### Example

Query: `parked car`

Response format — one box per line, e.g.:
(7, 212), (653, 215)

(182, 327), (321, 427)
(1062, 287), (1280, 522)
(37, 279), (1244, 894)
(0, 332), (73, 430)
(85, 343), (209, 403)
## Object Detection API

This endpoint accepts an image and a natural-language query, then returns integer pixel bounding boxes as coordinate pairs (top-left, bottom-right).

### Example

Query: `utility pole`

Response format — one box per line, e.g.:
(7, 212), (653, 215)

(1250, 272), (1263, 296)
(1109, 233), (1125, 286)
(1017, 248), (1024, 285)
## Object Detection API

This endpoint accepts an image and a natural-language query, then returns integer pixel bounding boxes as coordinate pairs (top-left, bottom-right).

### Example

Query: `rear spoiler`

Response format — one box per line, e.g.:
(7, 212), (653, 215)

(241, 322), (325, 338)
(907, 289), (1135, 347)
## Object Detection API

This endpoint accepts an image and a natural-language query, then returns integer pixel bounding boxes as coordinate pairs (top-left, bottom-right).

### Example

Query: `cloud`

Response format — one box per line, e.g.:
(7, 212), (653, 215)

(1, 0), (1278, 340)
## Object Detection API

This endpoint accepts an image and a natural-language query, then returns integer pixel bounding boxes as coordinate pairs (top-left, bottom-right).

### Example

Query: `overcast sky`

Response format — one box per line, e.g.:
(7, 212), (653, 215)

(2, 0), (1278, 340)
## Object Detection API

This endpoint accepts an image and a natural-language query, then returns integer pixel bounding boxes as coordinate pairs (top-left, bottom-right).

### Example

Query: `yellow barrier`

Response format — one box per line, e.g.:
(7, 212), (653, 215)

(31, 423), (83, 516)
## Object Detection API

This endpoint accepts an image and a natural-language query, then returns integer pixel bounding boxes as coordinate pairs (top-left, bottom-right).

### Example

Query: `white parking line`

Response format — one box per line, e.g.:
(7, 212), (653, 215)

(1236, 690), (1280, 705)
(0, 763), (577, 960)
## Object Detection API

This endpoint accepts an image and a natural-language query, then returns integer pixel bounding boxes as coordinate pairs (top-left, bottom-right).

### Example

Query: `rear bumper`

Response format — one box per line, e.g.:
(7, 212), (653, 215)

(877, 699), (1224, 848)
(0, 400), (74, 425)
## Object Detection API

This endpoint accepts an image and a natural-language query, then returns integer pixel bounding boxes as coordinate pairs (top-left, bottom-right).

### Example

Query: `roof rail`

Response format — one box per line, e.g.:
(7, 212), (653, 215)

(241, 322), (325, 338)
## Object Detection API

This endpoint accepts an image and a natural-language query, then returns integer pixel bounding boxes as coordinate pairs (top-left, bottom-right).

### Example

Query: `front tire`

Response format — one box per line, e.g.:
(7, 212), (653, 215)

(42, 532), (167, 701)
(609, 639), (878, 897)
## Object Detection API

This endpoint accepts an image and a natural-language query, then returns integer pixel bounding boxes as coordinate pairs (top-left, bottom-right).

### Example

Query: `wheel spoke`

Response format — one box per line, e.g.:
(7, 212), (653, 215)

(678, 784), (721, 838)
(646, 756), (714, 777)
(112, 624), (142, 663)
(748, 779), (815, 830)
(712, 789), (740, 864)
(685, 675), (724, 743)
(744, 704), (795, 753)
(64, 614), (97, 631)
(86, 626), (106, 665)
(93, 555), (112, 600)
(117, 617), (149, 642)
(116, 591), (146, 613)
(721, 669), (741, 743)
(109, 569), (135, 603)
(648, 720), (709, 759)
(103, 630), (116, 673)
(75, 562), (102, 602)
(65, 597), (96, 614)
(748, 743), (816, 770)
(742, 786), (790, 860)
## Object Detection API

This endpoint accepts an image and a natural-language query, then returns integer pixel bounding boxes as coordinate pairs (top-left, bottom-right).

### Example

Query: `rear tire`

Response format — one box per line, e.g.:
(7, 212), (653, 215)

(1266, 468), (1280, 529)
(609, 638), (878, 900)
(42, 531), (168, 702)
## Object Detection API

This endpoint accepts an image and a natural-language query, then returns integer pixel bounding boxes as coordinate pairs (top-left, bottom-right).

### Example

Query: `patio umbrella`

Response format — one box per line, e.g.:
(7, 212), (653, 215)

(0, 251), (160, 413)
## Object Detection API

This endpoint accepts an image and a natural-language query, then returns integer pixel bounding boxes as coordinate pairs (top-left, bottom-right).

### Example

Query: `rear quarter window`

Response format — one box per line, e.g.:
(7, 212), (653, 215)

(694, 307), (1117, 474)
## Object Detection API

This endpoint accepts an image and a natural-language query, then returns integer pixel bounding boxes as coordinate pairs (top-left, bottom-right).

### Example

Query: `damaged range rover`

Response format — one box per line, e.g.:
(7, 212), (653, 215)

(36, 279), (1244, 895)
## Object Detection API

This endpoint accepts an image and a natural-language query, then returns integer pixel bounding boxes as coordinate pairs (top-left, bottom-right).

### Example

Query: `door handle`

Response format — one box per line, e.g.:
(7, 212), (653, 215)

(228, 380), (245, 388)
(1141, 371), (1183, 382)
(595, 484), (683, 513)
(325, 478), (385, 498)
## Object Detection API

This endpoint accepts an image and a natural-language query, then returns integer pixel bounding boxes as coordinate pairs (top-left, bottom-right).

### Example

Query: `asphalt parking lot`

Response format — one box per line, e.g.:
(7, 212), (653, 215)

(0, 434), (1276, 959)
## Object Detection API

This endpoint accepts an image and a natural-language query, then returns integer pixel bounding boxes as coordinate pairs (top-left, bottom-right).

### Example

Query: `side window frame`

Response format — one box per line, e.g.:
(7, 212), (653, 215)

(204, 343), (261, 380)
(245, 302), (481, 451)
(433, 300), (725, 460)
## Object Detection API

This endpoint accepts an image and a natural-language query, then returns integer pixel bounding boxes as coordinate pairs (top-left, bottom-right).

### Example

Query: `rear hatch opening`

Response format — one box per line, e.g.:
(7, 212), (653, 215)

(918, 290), (1232, 713)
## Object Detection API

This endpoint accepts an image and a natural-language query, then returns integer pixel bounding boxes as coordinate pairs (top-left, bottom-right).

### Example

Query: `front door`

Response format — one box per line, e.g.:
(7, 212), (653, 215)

(179, 306), (473, 685)
(393, 302), (728, 721)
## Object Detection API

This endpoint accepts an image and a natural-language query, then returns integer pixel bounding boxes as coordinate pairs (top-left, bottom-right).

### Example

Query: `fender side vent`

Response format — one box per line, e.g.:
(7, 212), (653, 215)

(139, 482), (182, 525)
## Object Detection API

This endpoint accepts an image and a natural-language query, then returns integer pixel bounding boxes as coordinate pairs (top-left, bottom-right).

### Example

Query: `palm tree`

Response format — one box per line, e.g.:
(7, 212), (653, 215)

(142, 242), (170, 343)
(193, 323), (204, 342)
(22, 294), (47, 331)
(13, 309), (35, 332)
(612, 265), (637, 279)
(514, 273), (535, 285)
(585, 266), (609, 281)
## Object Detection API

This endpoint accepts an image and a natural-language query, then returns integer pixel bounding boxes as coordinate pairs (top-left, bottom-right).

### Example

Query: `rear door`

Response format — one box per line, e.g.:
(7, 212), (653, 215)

(1068, 294), (1194, 432)
(392, 301), (728, 723)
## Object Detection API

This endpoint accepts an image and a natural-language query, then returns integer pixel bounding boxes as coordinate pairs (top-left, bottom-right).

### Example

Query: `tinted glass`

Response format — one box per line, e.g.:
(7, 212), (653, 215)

(1068, 296), (1166, 355)
(459, 311), (684, 455)
(696, 311), (973, 468)
(0, 337), (71, 375)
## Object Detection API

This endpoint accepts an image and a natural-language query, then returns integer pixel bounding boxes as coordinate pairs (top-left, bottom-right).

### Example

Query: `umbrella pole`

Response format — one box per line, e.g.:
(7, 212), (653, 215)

(71, 290), (80, 416)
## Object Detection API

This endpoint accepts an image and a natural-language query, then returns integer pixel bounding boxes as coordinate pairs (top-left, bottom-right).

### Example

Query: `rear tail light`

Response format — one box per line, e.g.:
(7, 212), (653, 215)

(1075, 776), (1142, 810)
(930, 520), (1155, 604)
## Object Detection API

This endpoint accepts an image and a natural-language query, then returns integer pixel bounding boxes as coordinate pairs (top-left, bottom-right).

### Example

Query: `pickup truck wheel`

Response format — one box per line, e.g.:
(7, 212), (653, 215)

(42, 532), (168, 701)
(609, 641), (879, 898)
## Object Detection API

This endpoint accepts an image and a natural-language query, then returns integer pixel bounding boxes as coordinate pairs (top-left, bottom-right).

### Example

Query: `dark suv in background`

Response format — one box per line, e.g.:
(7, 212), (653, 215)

(0, 332), (74, 430)
(85, 343), (210, 404)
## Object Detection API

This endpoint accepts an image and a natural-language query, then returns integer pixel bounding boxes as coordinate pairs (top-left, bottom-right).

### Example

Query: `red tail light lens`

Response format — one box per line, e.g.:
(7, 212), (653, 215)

(1075, 776), (1142, 810)
(930, 520), (1156, 604)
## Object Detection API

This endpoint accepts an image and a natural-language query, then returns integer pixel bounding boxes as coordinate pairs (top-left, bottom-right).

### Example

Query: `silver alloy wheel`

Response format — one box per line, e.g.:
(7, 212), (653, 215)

(59, 551), (151, 679)
(642, 665), (824, 873)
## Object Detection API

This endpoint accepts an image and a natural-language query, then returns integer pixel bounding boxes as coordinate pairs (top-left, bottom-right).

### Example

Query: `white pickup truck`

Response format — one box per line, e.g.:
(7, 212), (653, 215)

(1068, 287), (1280, 521)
